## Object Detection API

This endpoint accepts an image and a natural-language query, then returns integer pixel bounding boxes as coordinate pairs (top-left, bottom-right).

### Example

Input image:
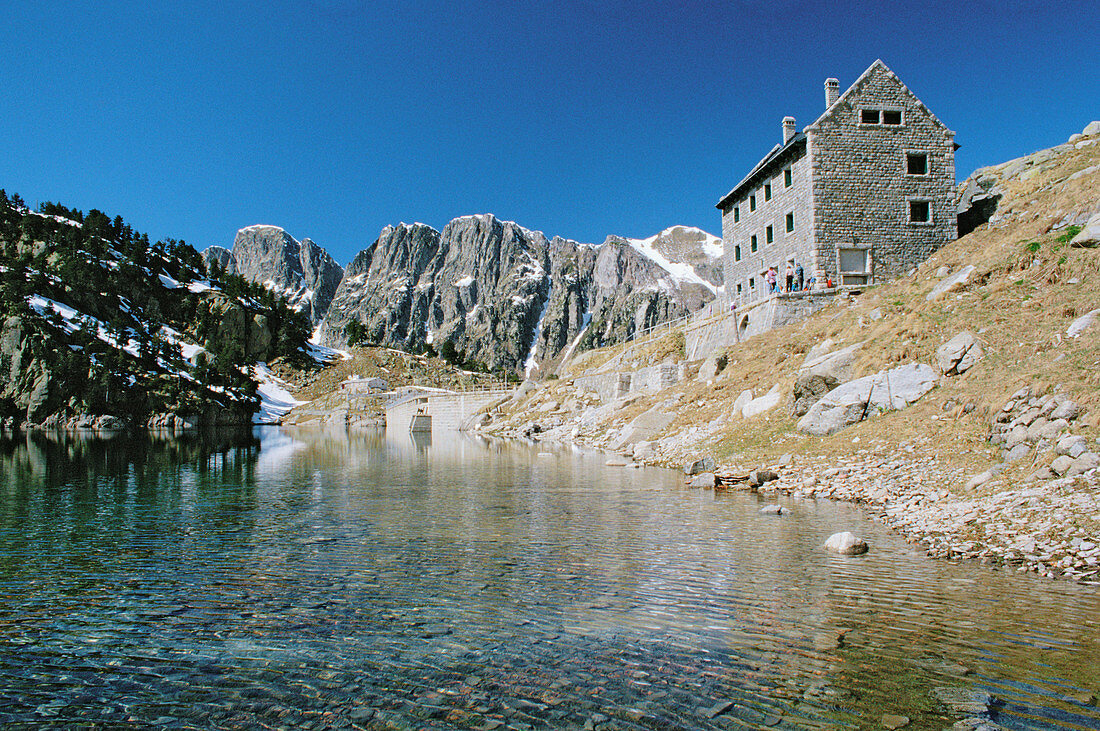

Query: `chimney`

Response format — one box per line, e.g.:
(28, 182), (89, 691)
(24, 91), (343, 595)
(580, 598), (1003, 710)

(782, 116), (796, 144)
(824, 78), (839, 108)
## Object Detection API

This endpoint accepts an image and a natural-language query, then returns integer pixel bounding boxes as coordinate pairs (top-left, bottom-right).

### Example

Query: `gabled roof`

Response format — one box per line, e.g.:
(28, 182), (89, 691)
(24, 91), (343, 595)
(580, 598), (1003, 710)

(804, 59), (953, 134)
(716, 59), (955, 210)
(715, 133), (805, 210)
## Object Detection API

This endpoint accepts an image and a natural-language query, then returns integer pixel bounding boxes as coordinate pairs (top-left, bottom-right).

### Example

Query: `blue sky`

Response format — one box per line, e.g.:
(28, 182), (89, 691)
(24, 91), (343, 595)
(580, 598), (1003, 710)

(1, 0), (1097, 265)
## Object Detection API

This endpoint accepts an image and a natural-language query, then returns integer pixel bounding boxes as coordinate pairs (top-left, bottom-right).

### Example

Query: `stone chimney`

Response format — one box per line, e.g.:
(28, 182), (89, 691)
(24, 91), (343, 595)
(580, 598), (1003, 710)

(782, 116), (797, 144)
(824, 78), (839, 108)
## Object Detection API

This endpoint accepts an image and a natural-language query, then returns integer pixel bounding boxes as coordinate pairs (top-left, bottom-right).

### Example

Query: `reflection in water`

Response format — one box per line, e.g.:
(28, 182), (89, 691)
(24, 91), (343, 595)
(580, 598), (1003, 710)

(0, 427), (1096, 729)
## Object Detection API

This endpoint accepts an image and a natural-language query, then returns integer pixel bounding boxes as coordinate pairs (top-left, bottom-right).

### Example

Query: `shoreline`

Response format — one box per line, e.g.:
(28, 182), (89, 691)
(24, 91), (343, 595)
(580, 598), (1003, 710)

(471, 419), (1100, 585)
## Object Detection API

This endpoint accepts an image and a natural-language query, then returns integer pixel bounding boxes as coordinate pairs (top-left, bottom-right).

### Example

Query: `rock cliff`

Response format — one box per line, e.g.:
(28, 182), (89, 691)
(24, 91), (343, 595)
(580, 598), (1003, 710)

(316, 215), (722, 375)
(207, 226), (344, 326)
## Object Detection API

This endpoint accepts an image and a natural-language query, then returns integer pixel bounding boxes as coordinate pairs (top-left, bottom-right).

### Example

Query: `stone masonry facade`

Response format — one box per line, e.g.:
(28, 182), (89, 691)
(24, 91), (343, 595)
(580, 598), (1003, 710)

(718, 60), (956, 301)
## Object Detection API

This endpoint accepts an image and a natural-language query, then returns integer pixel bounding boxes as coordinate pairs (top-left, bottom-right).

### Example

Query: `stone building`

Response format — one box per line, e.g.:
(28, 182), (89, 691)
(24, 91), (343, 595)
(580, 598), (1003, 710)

(717, 60), (957, 301)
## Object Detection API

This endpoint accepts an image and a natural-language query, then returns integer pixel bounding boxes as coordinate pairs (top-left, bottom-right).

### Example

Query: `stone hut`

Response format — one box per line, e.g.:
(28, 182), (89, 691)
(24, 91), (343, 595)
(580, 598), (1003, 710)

(717, 60), (957, 301)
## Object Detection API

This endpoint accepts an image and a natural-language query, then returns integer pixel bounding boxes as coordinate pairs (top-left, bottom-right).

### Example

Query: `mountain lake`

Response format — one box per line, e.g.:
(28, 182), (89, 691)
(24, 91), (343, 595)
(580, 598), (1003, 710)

(0, 427), (1097, 729)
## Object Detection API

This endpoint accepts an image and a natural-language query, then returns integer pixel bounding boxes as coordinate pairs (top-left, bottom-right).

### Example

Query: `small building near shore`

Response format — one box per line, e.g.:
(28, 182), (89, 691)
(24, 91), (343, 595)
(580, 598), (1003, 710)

(717, 60), (957, 302)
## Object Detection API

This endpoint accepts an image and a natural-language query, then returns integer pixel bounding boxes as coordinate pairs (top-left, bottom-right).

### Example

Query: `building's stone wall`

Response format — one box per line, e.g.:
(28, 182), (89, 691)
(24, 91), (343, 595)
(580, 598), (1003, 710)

(807, 63), (956, 283)
(722, 146), (815, 303)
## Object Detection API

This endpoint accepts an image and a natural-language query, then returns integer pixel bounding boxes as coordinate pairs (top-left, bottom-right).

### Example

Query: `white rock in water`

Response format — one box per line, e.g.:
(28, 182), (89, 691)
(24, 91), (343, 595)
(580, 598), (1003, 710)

(824, 531), (869, 555)
(760, 504), (786, 515)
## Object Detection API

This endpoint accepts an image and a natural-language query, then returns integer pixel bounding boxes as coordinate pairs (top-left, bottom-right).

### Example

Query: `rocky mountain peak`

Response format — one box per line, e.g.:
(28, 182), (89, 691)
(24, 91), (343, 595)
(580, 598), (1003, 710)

(205, 225), (344, 326)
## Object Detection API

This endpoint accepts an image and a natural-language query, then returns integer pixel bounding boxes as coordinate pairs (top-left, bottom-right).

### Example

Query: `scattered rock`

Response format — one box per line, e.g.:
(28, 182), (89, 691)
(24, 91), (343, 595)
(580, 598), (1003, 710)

(749, 469), (779, 487)
(824, 531), (869, 555)
(882, 714), (910, 729)
(927, 265), (975, 301)
(965, 471), (994, 491)
(759, 504), (786, 515)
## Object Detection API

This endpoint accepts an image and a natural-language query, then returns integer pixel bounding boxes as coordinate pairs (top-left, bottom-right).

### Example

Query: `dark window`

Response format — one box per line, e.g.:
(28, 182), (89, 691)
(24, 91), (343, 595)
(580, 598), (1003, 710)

(883, 110), (903, 125)
(766, 225), (773, 244)
(764, 183), (772, 201)
(907, 152), (928, 175)
(750, 235), (758, 252)
(784, 168), (792, 187)
(737, 283), (742, 295)
(909, 200), (930, 223)
(749, 195), (756, 212)
(735, 245), (741, 261)
(749, 277), (755, 289)
(785, 212), (794, 233)
(734, 206), (740, 222)
(861, 109), (880, 124)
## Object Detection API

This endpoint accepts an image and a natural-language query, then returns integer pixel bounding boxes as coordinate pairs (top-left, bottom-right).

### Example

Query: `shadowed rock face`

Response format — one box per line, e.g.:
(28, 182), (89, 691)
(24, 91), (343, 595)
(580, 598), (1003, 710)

(317, 214), (720, 375)
(212, 225), (344, 326)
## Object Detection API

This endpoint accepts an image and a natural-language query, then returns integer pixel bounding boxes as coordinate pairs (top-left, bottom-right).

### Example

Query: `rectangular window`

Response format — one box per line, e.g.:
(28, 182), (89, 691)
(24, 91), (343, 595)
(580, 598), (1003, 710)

(909, 200), (931, 223)
(766, 225), (773, 244)
(883, 110), (903, 125)
(784, 168), (792, 187)
(860, 109), (880, 124)
(749, 277), (755, 289)
(906, 152), (928, 175)
(750, 235), (758, 253)
(735, 245), (741, 261)
(734, 206), (740, 223)
(785, 212), (794, 233)
(764, 183), (772, 201)
(749, 195), (756, 212)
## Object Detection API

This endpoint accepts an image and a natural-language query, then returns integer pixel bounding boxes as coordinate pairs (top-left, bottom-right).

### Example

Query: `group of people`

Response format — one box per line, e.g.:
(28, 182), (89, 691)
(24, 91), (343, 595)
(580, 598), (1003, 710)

(765, 262), (811, 293)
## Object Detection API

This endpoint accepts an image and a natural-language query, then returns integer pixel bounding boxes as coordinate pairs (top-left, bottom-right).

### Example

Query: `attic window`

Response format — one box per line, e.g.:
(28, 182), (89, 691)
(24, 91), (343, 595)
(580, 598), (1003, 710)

(908, 200), (931, 224)
(906, 152), (928, 175)
(749, 195), (757, 212)
(764, 183), (772, 201)
(784, 168), (792, 187)
(883, 110), (903, 125)
(860, 109), (880, 124)
(734, 206), (740, 223)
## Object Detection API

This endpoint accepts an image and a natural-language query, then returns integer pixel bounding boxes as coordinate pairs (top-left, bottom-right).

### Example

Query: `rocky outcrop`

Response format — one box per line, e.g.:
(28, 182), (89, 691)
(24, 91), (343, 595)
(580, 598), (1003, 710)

(0, 316), (55, 425)
(318, 214), (720, 375)
(213, 225), (344, 326)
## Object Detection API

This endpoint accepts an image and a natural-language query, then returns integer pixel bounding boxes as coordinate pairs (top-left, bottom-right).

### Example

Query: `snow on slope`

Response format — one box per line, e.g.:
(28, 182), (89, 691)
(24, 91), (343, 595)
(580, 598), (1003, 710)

(253, 364), (308, 424)
(624, 227), (722, 294)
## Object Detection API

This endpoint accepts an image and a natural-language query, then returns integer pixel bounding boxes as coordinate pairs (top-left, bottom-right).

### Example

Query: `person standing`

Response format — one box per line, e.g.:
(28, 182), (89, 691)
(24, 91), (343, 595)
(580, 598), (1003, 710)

(794, 262), (804, 291)
(784, 263), (793, 293)
(765, 266), (777, 293)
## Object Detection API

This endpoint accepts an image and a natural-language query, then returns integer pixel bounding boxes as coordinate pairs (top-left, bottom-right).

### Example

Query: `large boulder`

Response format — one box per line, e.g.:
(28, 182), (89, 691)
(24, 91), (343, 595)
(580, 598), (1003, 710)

(610, 407), (675, 450)
(1071, 212), (1100, 248)
(797, 363), (938, 436)
(936, 331), (984, 376)
(824, 531), (868, 555)
(791, 342), (862, 416)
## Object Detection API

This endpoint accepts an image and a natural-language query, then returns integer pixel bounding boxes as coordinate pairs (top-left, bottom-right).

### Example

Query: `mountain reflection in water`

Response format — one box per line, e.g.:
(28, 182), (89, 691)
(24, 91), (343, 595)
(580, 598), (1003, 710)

(0, 426), (1096, 729)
